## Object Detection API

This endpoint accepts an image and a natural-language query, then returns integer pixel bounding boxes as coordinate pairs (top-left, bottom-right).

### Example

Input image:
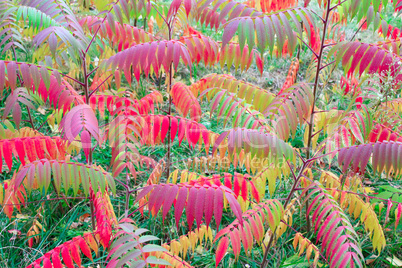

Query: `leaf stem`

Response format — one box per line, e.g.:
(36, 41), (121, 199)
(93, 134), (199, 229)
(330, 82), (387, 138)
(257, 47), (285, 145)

(26, 107), (35, 129)
(264, 3), (332, 266)
(350, 19), (366, 41)
(51, 180), (70, 211)
(306, 1), (331, 160)
(88, 73), (113, 97)
(165, 12), (175, 179)
(260, 161), (309, 267)
(281, 220), (328, 263)
(84, 1), (121, 54)
(124, 172), (131, 218)
(81, 53), (94, 166)
(304, 2), (332, 236)
(297, 36), (319, 58)
(329, 0), (347, 11)
(90, 199), (96, 232)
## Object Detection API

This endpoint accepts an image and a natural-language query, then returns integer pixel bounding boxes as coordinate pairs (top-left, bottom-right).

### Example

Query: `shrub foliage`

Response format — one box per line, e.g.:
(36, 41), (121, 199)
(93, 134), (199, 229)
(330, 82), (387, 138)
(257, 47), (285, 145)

(1, 0), (402, 267)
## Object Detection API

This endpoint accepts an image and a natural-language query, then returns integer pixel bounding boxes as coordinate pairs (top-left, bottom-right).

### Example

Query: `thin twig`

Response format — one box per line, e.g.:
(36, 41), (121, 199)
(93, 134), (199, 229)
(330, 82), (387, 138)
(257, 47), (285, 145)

(84, 1), (121, 54)
(87, 66), (99, 77)
(26, 107), (35, 129)
(281, 220), (328, 263)
(88, 73), (113, 97)
(260, 161), (309, 268)
(2, 196), (87, 206)
(329, 0), (347, 10)
(319, 60), (335, 70)
(297, 35), (319, 58)
(350, 19), (366, 41)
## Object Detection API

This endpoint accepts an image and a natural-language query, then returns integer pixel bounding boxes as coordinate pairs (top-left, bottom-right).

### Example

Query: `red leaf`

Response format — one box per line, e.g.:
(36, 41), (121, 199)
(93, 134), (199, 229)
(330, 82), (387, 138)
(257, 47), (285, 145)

(224, 190), (243, 226)
(162, 185), (179, 221)
(214, 188), (224, 230)
(255, 53), (264, 75)
(76, 236), (92, 260)
(152, 184), (169, 215)
(171, 82), (201, 122)
(222, 20), (240, 48)
(170, 116), (178, 142)
(0, 61), (5, 93)
(1, 140), (13, 171)
(15, 138), (26, 166)
(160, 116), (169, 143)
(184, 0), (192, 15)
(7, 61), (17, 90)
(69, 242), (81, 266)
(230, 228), (241, 259)
(241, 178), (248, 201)
(378, 129), (390, 142)
(215, 236), (229, 267)
(195, 187), (206, 228)
(45, 137), (56, 159)
(396, 203), (402, 229)
(135, 185), (155, 203)
(233, 174), (241, 197)
(177, 119), (186, 146)
(385, 199), (393, 224)
(201, 129), (210, 154)
(25, 138), (36, 162)
(174, 187), (188, 230)
(61, 246), (74, 268)
(186, 187), (198, 230)
(0, 146), (2, 173)
(224, 174), (232, 190)
(389, 133), (398, 141)
(369, 124), (381, 142)
(42, 257), (52, 268)
(13, 103), (22, 129)
(148, 184), (164, 213)
(249, 181), (260, 202)
(186, 122), (200, 148)
(34, 138), (45, 159)
(204, 187), (215, 228)
(152, 116), (161, 144)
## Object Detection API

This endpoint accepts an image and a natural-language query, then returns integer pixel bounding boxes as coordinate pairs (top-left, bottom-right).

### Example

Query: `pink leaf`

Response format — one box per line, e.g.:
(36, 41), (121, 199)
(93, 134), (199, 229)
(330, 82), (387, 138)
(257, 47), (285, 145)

(186, 187), (197, 230)
(174, 187), (188, 230)
(396, 203), (402, 229)
(224, 190), (243, 226)
(81, 130), (91, 162)
(204, 187), (215, 227)
(214, 188), (224, 230)
(385, 199), (393, 224)
(195, 187), (206, 228)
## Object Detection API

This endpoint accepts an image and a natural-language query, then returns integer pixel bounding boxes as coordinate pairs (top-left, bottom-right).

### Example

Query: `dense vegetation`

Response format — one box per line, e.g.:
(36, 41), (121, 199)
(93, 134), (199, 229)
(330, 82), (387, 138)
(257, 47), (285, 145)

(1, 0), (402, 267)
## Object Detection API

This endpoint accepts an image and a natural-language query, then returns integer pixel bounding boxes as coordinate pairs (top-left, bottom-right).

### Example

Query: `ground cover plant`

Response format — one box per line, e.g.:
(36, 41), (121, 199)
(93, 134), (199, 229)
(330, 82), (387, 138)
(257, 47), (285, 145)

(1, 0), (402, 267)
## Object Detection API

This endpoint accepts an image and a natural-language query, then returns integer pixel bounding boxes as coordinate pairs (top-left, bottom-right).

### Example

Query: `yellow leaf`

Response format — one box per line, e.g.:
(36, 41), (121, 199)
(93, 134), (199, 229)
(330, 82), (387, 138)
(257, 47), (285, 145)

(386, 256), (402, 266)
(306, 245), (313, 261)
(293, 233), (300, 250)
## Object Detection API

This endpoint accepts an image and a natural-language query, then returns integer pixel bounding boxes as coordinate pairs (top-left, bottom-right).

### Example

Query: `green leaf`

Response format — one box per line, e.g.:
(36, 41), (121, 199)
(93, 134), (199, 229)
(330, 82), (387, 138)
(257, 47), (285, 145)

(146, 256), (172, 266)
(138, 235), (160, 243)
(141, 244), (168, 253)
